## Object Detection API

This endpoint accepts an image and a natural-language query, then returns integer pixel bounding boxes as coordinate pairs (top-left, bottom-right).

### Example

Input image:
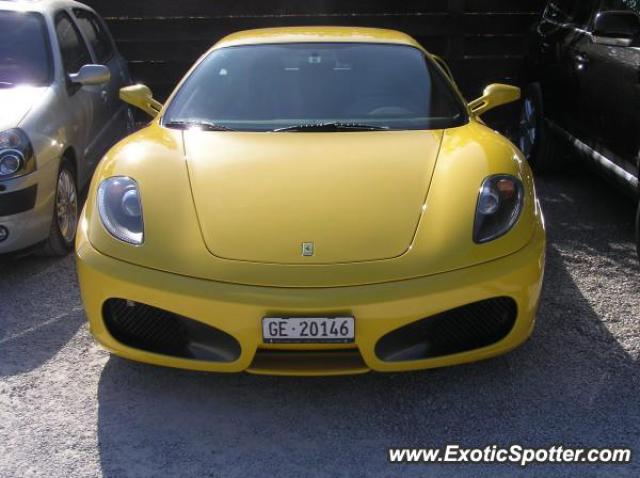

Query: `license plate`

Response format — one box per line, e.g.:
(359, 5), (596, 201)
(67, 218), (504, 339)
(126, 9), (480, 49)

(262, 317), (355, 344)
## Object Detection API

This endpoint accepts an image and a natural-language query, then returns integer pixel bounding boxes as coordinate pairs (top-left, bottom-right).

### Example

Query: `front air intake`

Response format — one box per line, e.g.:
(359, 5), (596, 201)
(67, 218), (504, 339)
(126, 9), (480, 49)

(375, 297), (517, 362)
(103, 299), (241, 362)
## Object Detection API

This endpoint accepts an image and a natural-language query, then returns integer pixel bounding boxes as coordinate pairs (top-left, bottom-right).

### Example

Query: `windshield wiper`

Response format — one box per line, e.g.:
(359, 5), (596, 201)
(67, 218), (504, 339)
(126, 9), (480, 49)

(164, 120), (236, 132)
(273, 122), (389, 132)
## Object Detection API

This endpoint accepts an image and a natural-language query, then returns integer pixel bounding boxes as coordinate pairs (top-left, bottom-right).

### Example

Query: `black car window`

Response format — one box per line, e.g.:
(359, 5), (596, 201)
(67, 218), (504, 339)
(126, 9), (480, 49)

(599, 0), (640, 14)
(73, 9), (114, 64)
(163, 43), (468, 132)
(0, 11), (52, 86)
(55, 11), (92, 74)
(547, 0), (596, 26)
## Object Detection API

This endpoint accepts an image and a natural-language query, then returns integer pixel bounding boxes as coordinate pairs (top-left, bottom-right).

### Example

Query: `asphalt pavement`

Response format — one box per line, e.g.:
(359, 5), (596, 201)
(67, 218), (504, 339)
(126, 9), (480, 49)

(0, 171), (638, 478)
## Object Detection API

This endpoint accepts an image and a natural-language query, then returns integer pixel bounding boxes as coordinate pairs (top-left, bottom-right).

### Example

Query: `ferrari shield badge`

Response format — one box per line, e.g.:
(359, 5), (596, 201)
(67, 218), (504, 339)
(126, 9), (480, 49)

(302, 242), (315, 257)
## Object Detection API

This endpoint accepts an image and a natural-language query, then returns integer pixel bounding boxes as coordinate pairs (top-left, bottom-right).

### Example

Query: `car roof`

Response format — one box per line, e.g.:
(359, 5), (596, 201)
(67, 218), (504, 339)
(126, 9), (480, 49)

(0, 0), (89, 14)
(213, 26), (426, 51)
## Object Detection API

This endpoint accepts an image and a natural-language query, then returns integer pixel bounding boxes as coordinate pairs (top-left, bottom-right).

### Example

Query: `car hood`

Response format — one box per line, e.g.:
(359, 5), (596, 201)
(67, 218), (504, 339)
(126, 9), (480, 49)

(87, 122), (538, 288)
(183, 130), (444, 265)
(0, 86), (49, 131)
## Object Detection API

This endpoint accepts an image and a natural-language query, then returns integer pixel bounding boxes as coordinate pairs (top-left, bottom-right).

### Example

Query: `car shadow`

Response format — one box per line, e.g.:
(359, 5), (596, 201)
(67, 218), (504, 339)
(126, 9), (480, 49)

(96, 173), (639, 478)
(0, 254), (84, 377)
(536, 171), (639, 272)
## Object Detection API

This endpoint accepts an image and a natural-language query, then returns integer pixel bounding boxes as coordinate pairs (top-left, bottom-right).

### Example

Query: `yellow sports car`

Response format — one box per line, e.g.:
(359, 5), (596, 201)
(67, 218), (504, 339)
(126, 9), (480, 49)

(76, 27), (546, 376)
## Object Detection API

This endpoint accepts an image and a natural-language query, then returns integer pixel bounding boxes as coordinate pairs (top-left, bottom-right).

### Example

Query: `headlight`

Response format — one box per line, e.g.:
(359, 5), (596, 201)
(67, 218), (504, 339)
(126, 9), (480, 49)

(97, 176), (144, 245)
(474, 175), (524, 244)
(0, 129), (35, 179)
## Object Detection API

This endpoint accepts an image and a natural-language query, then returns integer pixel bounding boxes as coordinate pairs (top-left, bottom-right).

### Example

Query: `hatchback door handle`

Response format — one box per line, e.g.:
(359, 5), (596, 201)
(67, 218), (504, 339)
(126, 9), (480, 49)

(574, 53), (590, 69)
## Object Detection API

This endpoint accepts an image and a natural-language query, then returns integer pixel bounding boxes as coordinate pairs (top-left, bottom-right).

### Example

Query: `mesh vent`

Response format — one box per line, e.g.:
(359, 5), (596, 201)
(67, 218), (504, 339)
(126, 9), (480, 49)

(375, 297), (517, 362)
(103, 299), (241, 362)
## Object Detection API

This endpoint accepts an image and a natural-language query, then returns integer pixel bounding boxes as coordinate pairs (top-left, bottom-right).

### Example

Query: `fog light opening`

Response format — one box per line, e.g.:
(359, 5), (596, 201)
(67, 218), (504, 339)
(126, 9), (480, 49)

(0, 226), (8, 242)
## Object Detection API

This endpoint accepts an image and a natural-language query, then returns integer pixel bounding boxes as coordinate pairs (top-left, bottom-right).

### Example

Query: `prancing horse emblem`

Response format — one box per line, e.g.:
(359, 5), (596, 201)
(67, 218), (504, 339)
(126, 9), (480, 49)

(302, 242), (314, 257)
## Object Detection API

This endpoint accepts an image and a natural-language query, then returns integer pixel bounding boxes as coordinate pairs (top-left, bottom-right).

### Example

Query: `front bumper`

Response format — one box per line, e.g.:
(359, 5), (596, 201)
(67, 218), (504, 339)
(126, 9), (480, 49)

(76, 222), (545, 376)
(0, 168), (55, 254)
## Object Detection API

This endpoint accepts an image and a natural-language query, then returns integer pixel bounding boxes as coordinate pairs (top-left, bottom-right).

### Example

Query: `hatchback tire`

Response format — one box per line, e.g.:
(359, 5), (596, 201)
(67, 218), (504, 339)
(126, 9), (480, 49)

(636, 200), (640, 261)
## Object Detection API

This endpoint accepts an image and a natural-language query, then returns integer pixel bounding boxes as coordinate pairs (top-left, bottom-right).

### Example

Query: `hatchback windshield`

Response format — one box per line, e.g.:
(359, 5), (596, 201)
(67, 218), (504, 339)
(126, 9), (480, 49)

(163, 43), (468, 132)
(0, 11), (52, 87)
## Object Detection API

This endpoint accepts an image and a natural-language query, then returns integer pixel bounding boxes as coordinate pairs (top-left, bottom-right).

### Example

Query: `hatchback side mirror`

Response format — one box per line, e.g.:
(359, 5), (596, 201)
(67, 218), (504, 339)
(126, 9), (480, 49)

(593, 10), (640, 46)
(69, 64), (111, 86)
(120, 84), (163, 118)
(468, 83), (521, 116)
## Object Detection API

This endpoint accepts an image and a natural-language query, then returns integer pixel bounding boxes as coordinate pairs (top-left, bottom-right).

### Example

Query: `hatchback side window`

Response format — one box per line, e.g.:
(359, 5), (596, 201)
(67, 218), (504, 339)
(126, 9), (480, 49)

(546, 0), (596, 26)
(546, 0), (576, 22)
(599, 0), (640, 14)
(73, 9), (114, 64)
(55, 11), (91, 74)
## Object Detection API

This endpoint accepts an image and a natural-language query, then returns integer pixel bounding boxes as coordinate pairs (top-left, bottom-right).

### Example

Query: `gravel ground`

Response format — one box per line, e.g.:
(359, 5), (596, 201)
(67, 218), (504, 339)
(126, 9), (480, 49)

(0, 171), (638, 478)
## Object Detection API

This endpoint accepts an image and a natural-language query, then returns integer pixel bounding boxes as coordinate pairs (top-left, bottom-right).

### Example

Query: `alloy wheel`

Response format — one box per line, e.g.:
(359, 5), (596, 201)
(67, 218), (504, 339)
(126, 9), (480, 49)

(518, 97), (537, 160)
(55, 168), (78, 244)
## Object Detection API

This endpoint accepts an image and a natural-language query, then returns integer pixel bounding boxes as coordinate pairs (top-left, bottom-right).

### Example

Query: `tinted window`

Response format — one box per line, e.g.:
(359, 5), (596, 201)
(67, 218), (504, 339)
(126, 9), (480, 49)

(55, 12), (91, 74)
(0, 11), (52, 86)
(546, 0), (595, 25)
(73, 9), (114, 64)
(600, 0), (640, 14)
(163, 43), (467, 132)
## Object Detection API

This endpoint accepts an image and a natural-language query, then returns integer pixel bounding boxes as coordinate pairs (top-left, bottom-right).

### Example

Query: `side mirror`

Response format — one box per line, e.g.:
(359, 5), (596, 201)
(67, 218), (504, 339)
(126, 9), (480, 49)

(593, 10), (640, 46)
(69, 64), (111, 86)
(468, 83), (521, 116)
(119, 84), (163, 118)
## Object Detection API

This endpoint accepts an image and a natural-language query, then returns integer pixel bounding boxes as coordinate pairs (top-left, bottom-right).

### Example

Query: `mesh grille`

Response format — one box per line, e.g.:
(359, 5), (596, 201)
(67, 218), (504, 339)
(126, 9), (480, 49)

(103, 299), (241, 362)
(375, 297), (518, 362)
(104, 300), (189, 356)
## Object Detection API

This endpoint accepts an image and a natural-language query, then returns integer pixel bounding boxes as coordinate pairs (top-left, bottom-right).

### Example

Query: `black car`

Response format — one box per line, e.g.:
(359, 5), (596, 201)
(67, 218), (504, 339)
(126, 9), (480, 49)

(520, 0), (640, 257)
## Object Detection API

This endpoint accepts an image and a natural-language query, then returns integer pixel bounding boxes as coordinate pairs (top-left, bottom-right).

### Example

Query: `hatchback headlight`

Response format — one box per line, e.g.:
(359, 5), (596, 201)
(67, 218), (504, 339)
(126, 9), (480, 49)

(474, 175), (524, 244)
(97, 176), (144, 245)
(0, 129), (35, 179)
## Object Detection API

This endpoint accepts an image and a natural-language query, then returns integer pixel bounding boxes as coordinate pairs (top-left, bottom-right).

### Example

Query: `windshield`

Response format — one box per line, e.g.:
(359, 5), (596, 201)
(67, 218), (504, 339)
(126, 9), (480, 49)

(0, 11), (52, 87)
(163, 43), (468, 132)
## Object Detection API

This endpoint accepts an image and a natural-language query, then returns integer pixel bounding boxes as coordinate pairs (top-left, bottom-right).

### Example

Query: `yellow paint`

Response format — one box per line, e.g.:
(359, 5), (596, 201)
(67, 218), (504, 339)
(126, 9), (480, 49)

(186, 130), (445, 264)
(214, 26), (426, 49)
(469, 84), (522, 117)
(77, 27), (546, 375)
(119, 84), (162, 118)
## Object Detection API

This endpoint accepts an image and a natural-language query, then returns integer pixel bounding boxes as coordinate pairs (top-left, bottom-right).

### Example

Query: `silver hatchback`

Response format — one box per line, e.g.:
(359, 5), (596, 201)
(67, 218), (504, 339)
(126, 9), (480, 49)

(0, 0), (132, 255)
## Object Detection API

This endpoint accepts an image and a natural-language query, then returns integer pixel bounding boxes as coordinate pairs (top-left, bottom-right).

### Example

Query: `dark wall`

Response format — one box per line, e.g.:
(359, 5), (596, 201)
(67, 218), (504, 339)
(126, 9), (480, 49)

(83, 0), (545, 102)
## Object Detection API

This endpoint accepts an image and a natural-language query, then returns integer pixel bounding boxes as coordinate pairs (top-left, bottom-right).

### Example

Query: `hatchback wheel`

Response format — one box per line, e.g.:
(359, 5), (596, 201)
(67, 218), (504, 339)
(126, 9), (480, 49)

(41, 159), (78, 256)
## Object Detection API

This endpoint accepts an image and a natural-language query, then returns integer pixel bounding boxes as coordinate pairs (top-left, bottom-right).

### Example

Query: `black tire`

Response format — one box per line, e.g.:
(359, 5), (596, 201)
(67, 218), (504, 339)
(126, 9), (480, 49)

(126, 106), (136, 135)
(40, 158), (78, 257)
(636, 199), (640, 261)
(518, 83), (566, 174)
